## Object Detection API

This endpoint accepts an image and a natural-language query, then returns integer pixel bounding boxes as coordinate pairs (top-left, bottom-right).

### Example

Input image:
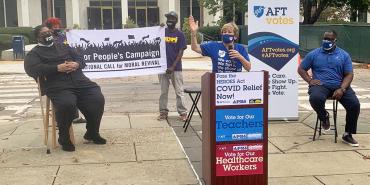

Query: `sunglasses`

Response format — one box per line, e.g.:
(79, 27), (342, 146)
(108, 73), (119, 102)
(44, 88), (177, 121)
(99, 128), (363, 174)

(323, 37), (336, 41)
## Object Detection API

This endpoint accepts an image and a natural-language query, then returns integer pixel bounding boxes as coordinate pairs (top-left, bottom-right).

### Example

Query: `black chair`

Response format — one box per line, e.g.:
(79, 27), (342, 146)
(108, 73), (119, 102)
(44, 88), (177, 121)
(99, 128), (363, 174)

(183, 87), (202, 132)
(313, 98), (338, 143)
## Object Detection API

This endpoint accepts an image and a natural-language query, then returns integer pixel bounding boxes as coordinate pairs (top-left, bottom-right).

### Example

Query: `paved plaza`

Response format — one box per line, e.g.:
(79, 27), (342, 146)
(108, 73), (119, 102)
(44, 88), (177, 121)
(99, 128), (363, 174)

(1, 59), (370, 184)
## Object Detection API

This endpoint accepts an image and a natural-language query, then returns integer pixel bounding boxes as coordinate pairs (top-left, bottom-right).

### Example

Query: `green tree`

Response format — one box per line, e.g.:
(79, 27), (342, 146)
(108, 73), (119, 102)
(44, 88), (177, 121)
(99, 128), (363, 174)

(199, 0), (248, 24)
(201, 0), (369, 25)
(317, 7), (350, 23)
(301, 0), (370, 24)
(123, 17), (138, 28)
(182, 18), (202, 44)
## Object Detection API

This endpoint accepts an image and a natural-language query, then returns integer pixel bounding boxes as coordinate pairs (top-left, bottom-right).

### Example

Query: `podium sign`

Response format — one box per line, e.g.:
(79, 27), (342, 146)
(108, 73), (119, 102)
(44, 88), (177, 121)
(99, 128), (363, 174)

(216, 108), (264, 142)
(215, 73), (264, 106)
(202, 71), (268, 185)
(216, 143), (264, 176)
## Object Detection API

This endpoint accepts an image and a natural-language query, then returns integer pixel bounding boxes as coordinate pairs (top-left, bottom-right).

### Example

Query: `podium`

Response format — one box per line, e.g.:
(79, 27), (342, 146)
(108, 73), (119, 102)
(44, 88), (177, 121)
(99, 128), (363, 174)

(201, 71), (268, 185)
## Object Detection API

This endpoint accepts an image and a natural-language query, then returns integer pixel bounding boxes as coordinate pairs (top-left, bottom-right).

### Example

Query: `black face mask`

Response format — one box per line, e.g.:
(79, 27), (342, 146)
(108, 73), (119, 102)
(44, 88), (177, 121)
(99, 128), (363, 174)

(39, 32), (54, 45)
(54, 29), (62, 35)
(166, 21), (177, 29)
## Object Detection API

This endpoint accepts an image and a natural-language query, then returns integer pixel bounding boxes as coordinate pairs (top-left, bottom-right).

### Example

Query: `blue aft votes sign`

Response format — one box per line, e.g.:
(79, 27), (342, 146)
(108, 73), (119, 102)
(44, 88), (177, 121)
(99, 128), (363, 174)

(216, 108), (264, 142)
(248, 0), (299, 120)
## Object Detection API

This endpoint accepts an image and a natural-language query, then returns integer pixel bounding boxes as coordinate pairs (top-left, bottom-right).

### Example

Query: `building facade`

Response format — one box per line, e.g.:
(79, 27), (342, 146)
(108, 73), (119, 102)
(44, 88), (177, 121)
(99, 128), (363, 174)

(0, 0), (224, 29)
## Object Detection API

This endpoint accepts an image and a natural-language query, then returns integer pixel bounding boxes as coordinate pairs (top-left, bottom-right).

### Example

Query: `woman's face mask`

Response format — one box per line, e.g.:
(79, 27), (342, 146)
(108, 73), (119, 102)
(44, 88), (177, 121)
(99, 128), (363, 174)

(222, 34), (235, 44)
(54, 29), (63, 35)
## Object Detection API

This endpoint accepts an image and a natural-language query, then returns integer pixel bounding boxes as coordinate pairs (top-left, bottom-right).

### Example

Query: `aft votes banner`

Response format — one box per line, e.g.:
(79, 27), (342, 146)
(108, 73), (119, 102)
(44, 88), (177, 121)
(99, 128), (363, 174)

(66, 26), (167, 79)
(248, 0), (299, 120)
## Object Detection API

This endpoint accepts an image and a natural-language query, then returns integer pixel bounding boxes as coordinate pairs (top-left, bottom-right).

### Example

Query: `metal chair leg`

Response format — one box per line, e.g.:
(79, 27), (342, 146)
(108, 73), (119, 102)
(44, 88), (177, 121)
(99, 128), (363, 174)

(333, 100), (338, 143)
(188, 93), (202, 118)
(184, 92), (202, 132)
(319, 120), (322, 136)
(313, 99), (339, 143)
(184, 102), (197, 132)
(313, 116), (319, 141)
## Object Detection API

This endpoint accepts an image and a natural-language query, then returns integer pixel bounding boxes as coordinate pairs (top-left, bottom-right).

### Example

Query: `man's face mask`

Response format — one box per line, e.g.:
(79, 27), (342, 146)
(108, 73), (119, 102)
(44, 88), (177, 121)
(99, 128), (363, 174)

(166, 20), (177, 29)
(322, 39), (336, 51)
(222, 34), (235, 44)
(39, 31), (54, 46)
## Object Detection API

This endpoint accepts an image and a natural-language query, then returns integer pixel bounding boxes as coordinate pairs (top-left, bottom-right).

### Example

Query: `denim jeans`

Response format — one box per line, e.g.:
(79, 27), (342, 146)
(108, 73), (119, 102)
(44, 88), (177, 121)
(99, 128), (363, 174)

(308, 85), (360, 134)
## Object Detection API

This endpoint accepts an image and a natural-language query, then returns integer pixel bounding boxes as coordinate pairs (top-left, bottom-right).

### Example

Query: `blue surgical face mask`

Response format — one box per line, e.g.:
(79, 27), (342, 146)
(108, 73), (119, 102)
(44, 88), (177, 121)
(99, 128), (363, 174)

(222, 34), (234, 44)
(322, 39), (335, 51)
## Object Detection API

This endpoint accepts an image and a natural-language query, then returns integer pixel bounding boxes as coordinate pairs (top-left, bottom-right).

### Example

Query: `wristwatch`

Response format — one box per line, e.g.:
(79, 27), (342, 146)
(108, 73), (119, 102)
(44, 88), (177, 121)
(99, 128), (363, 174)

(340, 87), (346, 93)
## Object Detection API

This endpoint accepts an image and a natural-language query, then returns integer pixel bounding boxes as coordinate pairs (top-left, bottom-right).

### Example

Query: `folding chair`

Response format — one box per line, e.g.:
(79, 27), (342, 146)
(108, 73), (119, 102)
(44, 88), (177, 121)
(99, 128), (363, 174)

(312, 98), (338, 143)
(37, 77), (75, 153)
(183, 87), (202, 132)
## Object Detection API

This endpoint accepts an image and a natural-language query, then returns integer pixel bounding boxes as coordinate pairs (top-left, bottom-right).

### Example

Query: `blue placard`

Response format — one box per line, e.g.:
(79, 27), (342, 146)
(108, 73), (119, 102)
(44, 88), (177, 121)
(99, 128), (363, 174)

(216, 108), (264, 142)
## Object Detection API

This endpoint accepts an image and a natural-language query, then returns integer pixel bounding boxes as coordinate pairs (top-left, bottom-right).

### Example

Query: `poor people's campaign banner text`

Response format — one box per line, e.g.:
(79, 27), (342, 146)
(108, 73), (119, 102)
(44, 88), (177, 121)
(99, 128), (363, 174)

(66, 26), (167, 79)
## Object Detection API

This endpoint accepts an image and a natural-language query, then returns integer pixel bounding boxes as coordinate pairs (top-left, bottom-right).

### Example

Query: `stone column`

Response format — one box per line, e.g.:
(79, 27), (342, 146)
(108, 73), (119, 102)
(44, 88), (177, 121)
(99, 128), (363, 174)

(168, 0), (175, 12)
(72, 0), (80, 26)
(17, 0), (30, 26)
(121, 0), (128, 26)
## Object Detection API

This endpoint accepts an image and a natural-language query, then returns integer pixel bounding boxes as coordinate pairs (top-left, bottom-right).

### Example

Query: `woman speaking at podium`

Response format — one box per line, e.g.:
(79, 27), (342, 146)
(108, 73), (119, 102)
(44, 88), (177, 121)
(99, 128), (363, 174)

(188, 16), (251, 73)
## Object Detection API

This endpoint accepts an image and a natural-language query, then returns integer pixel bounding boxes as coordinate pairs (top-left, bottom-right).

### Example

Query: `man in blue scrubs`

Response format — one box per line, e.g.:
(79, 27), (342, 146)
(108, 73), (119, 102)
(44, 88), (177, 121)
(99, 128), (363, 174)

(298, 30), (360, 147)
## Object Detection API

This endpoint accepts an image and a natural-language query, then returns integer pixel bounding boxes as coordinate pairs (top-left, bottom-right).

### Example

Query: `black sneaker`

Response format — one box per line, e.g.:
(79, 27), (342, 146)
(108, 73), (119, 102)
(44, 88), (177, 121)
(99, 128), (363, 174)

(73, 117), (86, 124)
(84, 133), (107, 144)
(322, 111), (330, 131)
(58, 138), (75, 152)
(342, 134), (359, 147)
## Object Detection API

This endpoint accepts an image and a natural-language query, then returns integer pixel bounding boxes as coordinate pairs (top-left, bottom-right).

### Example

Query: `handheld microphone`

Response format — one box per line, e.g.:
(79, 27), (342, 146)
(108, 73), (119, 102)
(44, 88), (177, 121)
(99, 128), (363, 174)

(228, 45), (236, 65)
(228, 45), (233, 51)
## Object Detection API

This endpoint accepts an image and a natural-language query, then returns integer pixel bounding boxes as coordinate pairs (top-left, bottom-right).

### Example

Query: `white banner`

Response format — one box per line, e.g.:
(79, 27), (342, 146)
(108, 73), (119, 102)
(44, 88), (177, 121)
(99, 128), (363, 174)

(66, 26), (167, 79)
(215, 72), (264, 106)
(248, 0), (299, 120)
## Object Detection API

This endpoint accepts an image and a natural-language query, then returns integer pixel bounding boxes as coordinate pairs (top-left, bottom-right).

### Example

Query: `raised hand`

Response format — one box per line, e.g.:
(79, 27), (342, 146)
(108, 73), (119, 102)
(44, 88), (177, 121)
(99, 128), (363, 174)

(188, 16), (198, 33)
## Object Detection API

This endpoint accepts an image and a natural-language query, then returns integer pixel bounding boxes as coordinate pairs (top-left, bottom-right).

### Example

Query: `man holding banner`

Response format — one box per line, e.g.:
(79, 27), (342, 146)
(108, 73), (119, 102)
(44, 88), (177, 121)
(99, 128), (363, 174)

(158, 11), (188, 121)
(188, 16), (251, 73)
(298, 30), (360, 147)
